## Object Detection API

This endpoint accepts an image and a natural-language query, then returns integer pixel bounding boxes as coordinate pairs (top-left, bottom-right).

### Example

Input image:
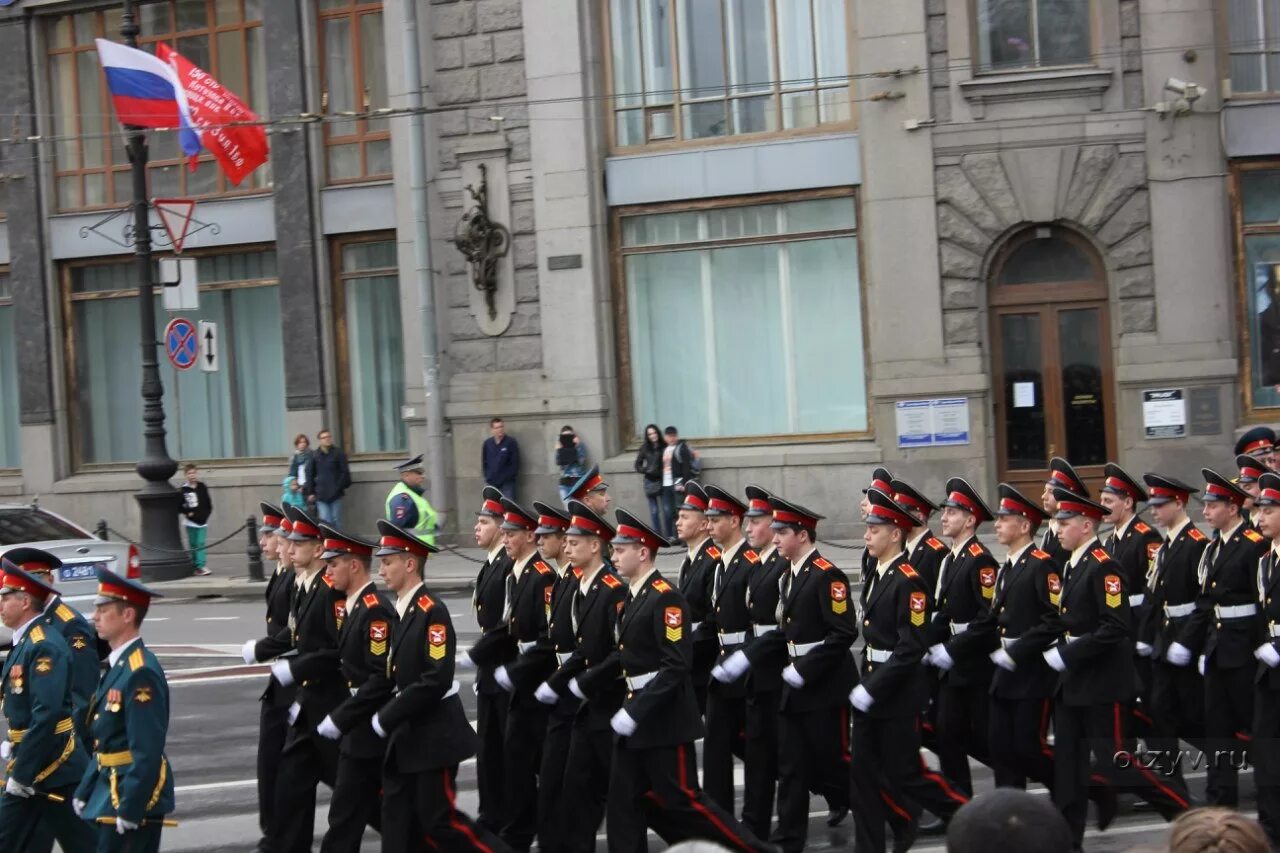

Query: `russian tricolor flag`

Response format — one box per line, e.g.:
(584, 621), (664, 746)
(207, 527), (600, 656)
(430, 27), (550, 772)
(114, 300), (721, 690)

(95, 38), (201, 160)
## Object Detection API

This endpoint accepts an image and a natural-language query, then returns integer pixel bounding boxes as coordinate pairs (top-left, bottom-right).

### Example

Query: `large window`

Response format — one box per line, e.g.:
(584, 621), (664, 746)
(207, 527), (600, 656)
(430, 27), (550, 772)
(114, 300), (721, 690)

(618, 193), (866, 439)
(973, 0), (1092, 72)
(606, 0), (852, 148)
(67, 249), (285, 464)
(333, 236), (404, 453)
(0, 273), (18, 468)
(47, 0), (269, 211)
(1234, 166), (1280, 413)
(1226, 0), (1280, 94)
(319, 0), (390, 182)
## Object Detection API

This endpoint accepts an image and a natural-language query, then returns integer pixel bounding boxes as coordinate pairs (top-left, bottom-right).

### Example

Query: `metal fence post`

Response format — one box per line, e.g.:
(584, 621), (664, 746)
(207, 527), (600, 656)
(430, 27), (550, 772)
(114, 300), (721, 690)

(96, 519), (109, 541)
(246, 515), (264, 582)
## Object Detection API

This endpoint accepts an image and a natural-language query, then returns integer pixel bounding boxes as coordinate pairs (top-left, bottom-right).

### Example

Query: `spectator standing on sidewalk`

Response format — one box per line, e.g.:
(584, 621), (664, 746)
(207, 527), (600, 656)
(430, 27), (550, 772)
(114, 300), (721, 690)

(482, 416), (521, 500)
(180, 463), (213, 576)
(633, 423), (667, 537)
(555, 425), (588, 503)
(309, 428), (352, 525)
(660, 426), (700, 533)
(288, 433), (314, 496)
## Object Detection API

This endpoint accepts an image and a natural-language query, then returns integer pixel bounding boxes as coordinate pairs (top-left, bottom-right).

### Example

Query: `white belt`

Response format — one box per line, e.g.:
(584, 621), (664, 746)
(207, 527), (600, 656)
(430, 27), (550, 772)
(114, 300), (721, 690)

(1271, 625), (1280, 638)
(690, 621), (704, 633)
(625, 671), (657, 690)
(518, 640), (539, 654)
(950, 622), (969, 635)
(752, 624), (776, 637)
(444, 680), (460, 699)
(1215, 604), (1258, 619)
(719, 631), (746, 645)
(556, 651), (573, 666)
(788, 640), (822, 658)
(1000, 637), (1018, 649)
(1129, 594), (1146, 607)
(1066, 635), (1084, 644)
(1164, 602), (1195, 618)
(864, 647), (892, 663)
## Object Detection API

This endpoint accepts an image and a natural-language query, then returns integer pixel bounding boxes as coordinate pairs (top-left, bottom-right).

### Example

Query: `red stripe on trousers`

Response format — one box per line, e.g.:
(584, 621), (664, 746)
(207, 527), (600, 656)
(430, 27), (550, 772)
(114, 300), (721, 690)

(917, 753), (969, 805)
(677, 743), (753, 853)
(879, 790), (911, 821)
(442, 769), (494, 853)
(1111, 703), (1189, 810)
(840, 706), (851, 764)
(1039, 699), (1055, 759)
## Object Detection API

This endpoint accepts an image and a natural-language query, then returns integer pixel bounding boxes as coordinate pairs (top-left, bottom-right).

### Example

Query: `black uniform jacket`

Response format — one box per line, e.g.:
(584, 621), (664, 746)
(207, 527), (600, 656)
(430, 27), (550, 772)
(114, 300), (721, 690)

(545, 565), (583, 715)
(1255, 547), (1280, 688)
(777, 550), (858, 713)
(1141, 522), (1209, 657)
(552, 566), (628, 729)
(708, 541), (761, 699)
(329, 582), (397, 759)
(926, 537), (999, 689)
(742, 547), (787, 694)
(504, 554), (558, 694)
(858, 552), (929, 719)
(949, 545), (1061, 700)
(1054, 542), (1134, 706)
(254, 567), (300, 708)
(379, 583), (478, 773)
(906, 530), (948, 603)
(679, 538), (721, 643)
(469, 549), (516, 693)
(1106, 517), (1163, 621)
(1041, 525), (1069, 569)
(1180, 522), (1270, 668)
(618, 571), (704, 749)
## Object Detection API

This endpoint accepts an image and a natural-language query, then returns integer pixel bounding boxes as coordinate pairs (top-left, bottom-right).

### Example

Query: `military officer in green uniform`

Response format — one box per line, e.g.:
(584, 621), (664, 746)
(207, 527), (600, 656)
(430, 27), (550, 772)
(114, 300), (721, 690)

(0, 561), (96, 853)
(74, 567), (174, 853)
(385, 454), (439, 545)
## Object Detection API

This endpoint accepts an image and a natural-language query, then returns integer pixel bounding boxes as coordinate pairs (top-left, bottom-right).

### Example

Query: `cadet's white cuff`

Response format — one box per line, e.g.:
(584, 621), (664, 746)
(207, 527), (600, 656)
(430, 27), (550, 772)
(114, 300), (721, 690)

(371, 713), (387, 739)
(271, 659), (294, 686)
(1042, 646), (1066, 672)
(241, 639), (258, 665)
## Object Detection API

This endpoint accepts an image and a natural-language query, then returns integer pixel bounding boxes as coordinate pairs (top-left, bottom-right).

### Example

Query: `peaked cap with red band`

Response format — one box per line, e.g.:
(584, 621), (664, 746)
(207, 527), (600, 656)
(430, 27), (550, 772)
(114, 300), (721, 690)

(0, 550), (60, 600)
(865, 488), (917, 531)
(532, 500), (571, 536)
(862, 466), (894, 495)
(613, 508), (667, 553)
(374, 518), (439, 559)
(743, 484), (774, 518)
(942, 477), (993, 523)
(318, 524), (376, 561)
(769, 495), (824, 532)
(1257, 472), (1280, 507)
(1052, 487), (1107, 522)
(275, 517), (293, 537)
(477, 485), (505, 519)
(1141, 472), (1197, 506)
(259, 501), (284, 536)
(1046, 457), (1088, 495)
(889, 478), (939, 524)
(1, 546), (63, 578)
(679, 481), (709, 513)
(1100, 462), (1148, 502)
(1236, 454), (1267, 484)
(1202, 468), (1250, 506)
(564, 499), (615, 541)
(499, 497), (539, 532)
(567, 464), (609, 502)
(93, 565), (161, 608)
(703, 484), (747, 518)
(284, 505), (322, 542)
(1235, 426), (1277, 458)
(994, 483), (1047, 525)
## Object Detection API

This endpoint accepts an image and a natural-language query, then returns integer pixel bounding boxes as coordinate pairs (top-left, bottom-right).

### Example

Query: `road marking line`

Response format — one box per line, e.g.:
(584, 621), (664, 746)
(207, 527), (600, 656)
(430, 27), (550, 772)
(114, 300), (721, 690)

(176, 779), (258, 793)
(192, 616), (240, 621)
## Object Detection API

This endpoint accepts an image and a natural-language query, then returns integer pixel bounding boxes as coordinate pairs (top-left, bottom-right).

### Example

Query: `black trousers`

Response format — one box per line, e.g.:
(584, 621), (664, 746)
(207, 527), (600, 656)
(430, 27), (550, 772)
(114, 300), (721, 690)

(703, 685), (747, 814)
(0, 782), (96, 853)
(319, 753), (382, 853)
(256, 700), (289, 848)
(1254, 682), (1280, 847)
(1204, 662), (1254, 806)
(988, 695), (1054, 789)
(692, 636), (717, 717)
(381, 763), (512, 853)
(536, 699), (580, 853)
(1052, 700), (1189, 846)
(742, 689), (780, 839)
(269, 729), (339, 853)
(773, 704), (850, 853)
(1148, 659), (1206, 784)
(850, 710), (968, 853)
(475, 682), (510, 831)
(608, 740), (770, 853)
(501, 696), (550, 851)
(562, 719), (615, 853)
(935, 680), (991, 797)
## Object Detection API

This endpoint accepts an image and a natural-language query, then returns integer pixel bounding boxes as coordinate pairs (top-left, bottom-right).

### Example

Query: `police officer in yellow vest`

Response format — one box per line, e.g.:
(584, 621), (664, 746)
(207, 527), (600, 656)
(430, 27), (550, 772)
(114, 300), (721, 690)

(385, 454), (438, 546)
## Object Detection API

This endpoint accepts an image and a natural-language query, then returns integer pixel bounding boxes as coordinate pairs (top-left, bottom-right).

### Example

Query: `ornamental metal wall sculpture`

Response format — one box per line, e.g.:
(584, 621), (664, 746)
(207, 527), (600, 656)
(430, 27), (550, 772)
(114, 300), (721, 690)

(452, 163), (511, 322)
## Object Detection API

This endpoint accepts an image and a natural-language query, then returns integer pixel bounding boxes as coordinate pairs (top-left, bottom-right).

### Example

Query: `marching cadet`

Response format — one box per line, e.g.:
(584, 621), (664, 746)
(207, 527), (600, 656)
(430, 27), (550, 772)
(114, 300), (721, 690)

(530, 501), (579, 853)
(1238, 454), (1267, 527)
(1235, 425), (1277, 473)
(1040, 457), (1089, 567)
(313, 525), (394, 853)
(564, 464), (612, 516)
(536, 500), (625, 853)
(1250, 471), (1280, 846)
(0, 562), (95, 853)
(1140, 473), (1210, 790)
(1041, 488), (1188, 849)
(701, 484), (757, 813)
(75, 567), (175, 853)
(492, 498), (557, 852)
(850, 489), (968, 853)
(459, 486), (516, 832)
(385, 454), (439, 544)
(605, 508), (773, 853)
(673, 481), (720, 714)
(261, 506), (347, 853)
(890, 477), (948, 595)
(859, 468), (895, 610)
(923, 478), (1000, 796)
(368, 520), (510, 853)
(1166, 469), (1269, 807)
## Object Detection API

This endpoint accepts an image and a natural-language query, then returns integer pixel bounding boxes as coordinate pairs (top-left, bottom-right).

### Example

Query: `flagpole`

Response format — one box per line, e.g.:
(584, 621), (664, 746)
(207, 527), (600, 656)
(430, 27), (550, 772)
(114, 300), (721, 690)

(120, 0), (192, 581)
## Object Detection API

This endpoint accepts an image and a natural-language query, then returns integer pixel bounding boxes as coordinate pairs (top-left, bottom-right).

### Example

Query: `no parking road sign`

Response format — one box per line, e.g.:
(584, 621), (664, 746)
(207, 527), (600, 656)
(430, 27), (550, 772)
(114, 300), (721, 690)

(165, 317), (199, 371)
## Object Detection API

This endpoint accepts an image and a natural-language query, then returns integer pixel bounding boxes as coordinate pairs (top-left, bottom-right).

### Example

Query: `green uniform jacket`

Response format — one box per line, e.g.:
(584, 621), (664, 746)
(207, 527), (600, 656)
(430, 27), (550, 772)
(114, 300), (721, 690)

(42, 596), (100, 746)
(2, 620), (88, 791)
(74, 639), (175, 823)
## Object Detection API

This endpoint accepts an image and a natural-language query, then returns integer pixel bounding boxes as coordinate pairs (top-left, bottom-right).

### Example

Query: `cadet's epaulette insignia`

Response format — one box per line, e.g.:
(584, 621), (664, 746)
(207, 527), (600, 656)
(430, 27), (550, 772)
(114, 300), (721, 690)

(978, 566), (996, 599)
(909, 591), (927, 626)
(1092, 547), (1111, 562)
(664, 606), (683, 642)
(572, 566), (583, 580)
(417, 594), (435, 612)
(830, 581), (848, 614)
(1135, 522), (1151, 534)
(601, 573), (622, 589)
(706, 546), (722, 560)
(813, 557), (833, 571)
(652, 578), (672, 593)
(1104, 574), (1122, 608)
(534, 561), (552, 575)
(363, 592), (380, 609)
(369, 620), (389, 656)
(926, 538), (946, 551)
(899, 564), (920, 580)
(1188, 528), (1207, 542)
(969, 543), (984, 557)
(55, 603), (75, 623)
(744, 549), (760, 564)
(71, 635), (87, 651)
(128, 648), (144, 671)
(134, 685), (152, 703)
(1047, 573), (1062, 607)
(427, 624), (447, 660)
(321, 574), (335, 588)
(28, 626), (44, 644)
(1032, 549), (1051, 560)
(1245, 528), (1265, 543)
(34, 656), (52, 674)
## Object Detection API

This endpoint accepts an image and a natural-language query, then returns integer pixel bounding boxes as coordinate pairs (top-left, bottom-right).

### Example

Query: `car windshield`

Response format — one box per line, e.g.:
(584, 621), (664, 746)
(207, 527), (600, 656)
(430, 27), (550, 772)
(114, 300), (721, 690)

(0, 508), (89, 545)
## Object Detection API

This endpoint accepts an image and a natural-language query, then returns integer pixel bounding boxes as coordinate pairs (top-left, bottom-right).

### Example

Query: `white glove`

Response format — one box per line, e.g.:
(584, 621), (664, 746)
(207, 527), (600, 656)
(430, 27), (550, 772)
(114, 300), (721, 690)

(1199, 655), (1207, 675)
(0, 740), (11, 761)
(990, 649), (1016, 671)
(610, 708), (637, 737)
(457, 651), (476, 670)
(1257, 644), (1280, 669)
(719, 650), (750, 680)
(1135, 642), (1154, 658)
(271, 659), (294, 687)
(929, 644), (953, 671)
(371, 713), (387, 739)
(535, 682), (559, 704)
(287, 701), (301, 726)
(241, 639), (258, 665)
(782, 663), (805, 689)
(710, 664), (731, 683)
(1166, 642), (1193, 667)
(73, 798), (86, 817)
(4, 777), (31, 798)
(1042, 646), (1066, 672)
(116, 817), (138, 834)
(494, 665), (513, 691)
(568, 678), (585, 700)
(317, 715), (341, 740)
(850, 684), (874, 712)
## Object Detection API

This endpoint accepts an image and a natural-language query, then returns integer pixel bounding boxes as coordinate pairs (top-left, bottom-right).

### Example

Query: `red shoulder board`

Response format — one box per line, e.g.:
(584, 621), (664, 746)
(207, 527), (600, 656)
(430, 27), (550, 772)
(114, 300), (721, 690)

(572, 566), (584, 579)
(926, 537), (945, 551)
(1244, 528), (1265, 543)
(706, 546), (722, 560)
(968, 542), (984, 557)
(321, 574), (335, 588)
(1188, 528), (1207, 542)
(744, 549), (760, 563)
(652, 578), (672, 593)
(1092, 547), (1111, 561)
(363, 592), (380, 609)
(899, 564), (920, 580)
(1031, 549), (1051, 560)
(601, 573), (622, 589)
(1134, 521), (1151, 534)
(416, 594), (435, 612)
(534, 561), (552, 575)
(813, 557), (833, 571)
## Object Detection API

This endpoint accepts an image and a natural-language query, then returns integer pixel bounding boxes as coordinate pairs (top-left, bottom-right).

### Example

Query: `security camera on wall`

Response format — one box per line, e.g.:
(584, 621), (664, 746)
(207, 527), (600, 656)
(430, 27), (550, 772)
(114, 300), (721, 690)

(1154, 78), (1205, 119)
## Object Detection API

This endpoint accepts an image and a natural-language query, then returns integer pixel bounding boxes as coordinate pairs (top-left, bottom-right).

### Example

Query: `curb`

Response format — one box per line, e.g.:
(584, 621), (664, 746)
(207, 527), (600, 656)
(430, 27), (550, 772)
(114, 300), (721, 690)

(149, 578), (476, 601)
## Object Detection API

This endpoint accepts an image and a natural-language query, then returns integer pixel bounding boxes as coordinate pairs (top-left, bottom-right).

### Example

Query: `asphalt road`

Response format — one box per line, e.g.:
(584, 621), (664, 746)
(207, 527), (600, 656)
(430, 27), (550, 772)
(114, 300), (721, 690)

(30, 594), (1246, 851)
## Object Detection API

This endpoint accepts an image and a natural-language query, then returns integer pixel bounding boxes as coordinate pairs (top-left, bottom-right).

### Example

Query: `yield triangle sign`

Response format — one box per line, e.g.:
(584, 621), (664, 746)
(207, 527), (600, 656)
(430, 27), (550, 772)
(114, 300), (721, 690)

(154, 198), (197, 254)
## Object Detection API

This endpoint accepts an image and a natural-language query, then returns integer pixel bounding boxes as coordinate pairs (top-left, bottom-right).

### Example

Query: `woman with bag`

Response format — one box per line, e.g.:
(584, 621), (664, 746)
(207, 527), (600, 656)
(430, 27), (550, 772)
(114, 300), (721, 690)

(633, 423), (667, 537)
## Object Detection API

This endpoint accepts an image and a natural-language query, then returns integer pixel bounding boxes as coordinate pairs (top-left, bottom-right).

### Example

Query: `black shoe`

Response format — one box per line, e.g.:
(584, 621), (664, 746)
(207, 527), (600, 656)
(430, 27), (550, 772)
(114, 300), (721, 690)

(917, 815), (946, 836)
(892, 821), (920, 853)
(827, 806), (849, 827)
(1094, 787), (1118, 832)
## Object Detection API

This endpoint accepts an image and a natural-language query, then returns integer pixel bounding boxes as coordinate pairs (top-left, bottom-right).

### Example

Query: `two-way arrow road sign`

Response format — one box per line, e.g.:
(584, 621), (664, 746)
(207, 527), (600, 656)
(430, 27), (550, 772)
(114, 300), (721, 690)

(199, 321), (219, 373)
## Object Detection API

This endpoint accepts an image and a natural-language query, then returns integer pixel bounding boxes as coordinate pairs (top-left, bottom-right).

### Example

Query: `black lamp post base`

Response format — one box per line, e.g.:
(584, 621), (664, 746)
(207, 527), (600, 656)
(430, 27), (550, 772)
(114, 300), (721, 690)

(135, 488), (193, 581)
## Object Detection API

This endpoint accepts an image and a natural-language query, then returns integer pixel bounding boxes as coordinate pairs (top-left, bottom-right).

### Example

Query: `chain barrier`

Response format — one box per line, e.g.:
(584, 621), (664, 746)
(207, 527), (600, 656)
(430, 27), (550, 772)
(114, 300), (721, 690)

(437, 542), (487, 565)
(103, 522), (250, 557)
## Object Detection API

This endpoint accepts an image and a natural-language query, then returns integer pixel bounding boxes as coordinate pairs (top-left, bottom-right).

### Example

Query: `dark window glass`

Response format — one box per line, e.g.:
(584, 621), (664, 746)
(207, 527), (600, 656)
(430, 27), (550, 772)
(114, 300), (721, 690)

(0, 508), (91, 545)
(1001, 313), (1046, 469)
(998, 236), (1094, 285)
(1059, 307), (1106, 465)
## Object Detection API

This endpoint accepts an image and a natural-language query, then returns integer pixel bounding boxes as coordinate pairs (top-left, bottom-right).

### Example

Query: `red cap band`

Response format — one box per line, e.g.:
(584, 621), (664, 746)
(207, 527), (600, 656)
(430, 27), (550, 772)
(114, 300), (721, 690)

(482, 499), (504, 516)
(1148, 485), (1186, 502)
(97, 579), (147, 607)
(324, 538), (372, 558)
(893, 492), (928, 514)
(262, 513), (282, 528)
(868, 504), (911, 529)
(1206, 482), (1244, 504)
(870, 478), (891, 493)
(538, 514), (567, 531)
(1245, 438), (1272, 455)
(1059, 499), (1103, 520)
(570, 515), (613, 540)
(683, 493), (708, 512)
(379, 534), (430, 557)
(947, 490), (981, 516)
(1048, 469), (1075, 487)
(276, 519), (293, 534)
(1241, 463), (1265, 480)
(291, 519), (320, 538)
(503, 511), (537, 531)
(1105, 476), (1136, 498)
(2, 571), (49, 599)
(748, 498), (771, 513)
(772, 509), (814, 527)
(1261, 487), (1280, 504)
(708, 497), (743, 517)
(616, 523), (660, 551)
(573, 472), (604, 496)
(999, 497), (1036, 519)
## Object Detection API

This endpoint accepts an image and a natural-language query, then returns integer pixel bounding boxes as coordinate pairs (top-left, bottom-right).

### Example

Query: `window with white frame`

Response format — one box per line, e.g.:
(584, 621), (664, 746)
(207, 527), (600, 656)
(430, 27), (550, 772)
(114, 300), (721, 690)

(974, 0), (1092, 72)
(1226, 0), (1280, 93)
(620, 194), (867, 439)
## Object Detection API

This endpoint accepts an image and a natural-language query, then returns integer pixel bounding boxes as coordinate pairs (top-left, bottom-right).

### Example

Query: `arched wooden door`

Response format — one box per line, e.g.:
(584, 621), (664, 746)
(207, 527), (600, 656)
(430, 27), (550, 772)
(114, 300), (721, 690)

(990, 226), (1117, 497)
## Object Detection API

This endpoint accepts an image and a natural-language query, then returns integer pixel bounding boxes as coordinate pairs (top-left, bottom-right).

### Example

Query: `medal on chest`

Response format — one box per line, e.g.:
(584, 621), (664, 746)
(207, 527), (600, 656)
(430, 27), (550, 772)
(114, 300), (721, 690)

(9, 665), (23, 695)
(107, 688), (123, 713)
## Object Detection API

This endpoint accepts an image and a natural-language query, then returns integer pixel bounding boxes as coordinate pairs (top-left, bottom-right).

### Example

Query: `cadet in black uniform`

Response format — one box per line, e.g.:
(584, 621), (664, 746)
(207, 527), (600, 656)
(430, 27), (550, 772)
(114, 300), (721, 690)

(369, 520), (510, 853)
(702, 485), (757, 813)
(492, 498), (557, 852)
(767, 496), (856, 853)
(1040, 458), (1088, 568)
(850, 489), (969, 853)
(312, 525), (394, 853)
(605, 509), (772, 853)
(891, 478), (948, 597)
(1140, 473), (1210, 788)
(672, 481), (720, 715)
(1166, 469), (1269, 807)
(924, 478), (999, 796)
(459, 486), (516, 832)
(1250, 471), (1280, 846)
(1237, 454), (1267, 525)
(1236, 425), (1277, 473)
(530, 502), (579, 853)
(1042, 488), (1188, 848)
(859, 469), (894, 610)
